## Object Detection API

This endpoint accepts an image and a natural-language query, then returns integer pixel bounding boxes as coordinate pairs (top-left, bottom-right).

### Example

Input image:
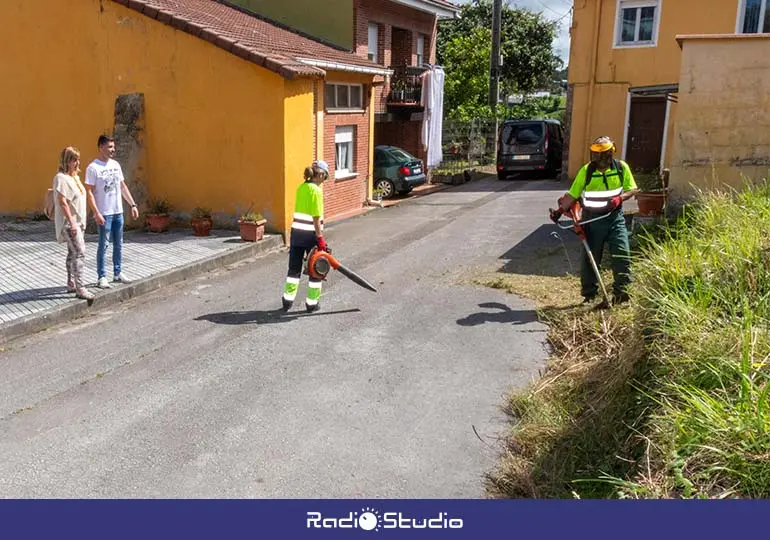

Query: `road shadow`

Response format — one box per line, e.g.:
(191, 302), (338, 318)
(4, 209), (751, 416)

(457, 302), (540, 327)
(498, 223), (583, 278)
(195, 307), (361, 325)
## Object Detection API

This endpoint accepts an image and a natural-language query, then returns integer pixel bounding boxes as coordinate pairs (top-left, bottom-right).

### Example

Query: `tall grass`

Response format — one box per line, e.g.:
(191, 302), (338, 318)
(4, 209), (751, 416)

(487, 182), (770, 499)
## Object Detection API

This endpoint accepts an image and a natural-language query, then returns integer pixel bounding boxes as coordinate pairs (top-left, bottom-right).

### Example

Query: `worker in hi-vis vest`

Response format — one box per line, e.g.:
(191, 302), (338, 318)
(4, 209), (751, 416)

(282, 160), (330, 313)
(550, 136), (638, 304)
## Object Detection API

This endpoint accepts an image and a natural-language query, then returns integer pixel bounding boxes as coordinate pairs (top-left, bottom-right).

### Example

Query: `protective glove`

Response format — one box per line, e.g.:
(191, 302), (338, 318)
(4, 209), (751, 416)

(316, 235), (328, 252)
(607, 196), (623, 211)
(549, 208), (562, 224)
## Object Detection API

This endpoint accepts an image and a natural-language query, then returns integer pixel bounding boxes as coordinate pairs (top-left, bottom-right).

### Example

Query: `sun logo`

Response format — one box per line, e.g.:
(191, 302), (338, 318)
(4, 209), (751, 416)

(358, 507), (382, 532)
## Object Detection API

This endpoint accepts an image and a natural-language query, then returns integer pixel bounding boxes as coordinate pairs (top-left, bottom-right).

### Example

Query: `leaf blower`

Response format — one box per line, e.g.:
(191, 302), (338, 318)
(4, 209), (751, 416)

(305, 247), (378, 293)
(550, 197), (612, 307)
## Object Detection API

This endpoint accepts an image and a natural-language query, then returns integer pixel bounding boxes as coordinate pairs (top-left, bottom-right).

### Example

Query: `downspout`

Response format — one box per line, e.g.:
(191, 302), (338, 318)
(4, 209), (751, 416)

(584, 0), (603, 160)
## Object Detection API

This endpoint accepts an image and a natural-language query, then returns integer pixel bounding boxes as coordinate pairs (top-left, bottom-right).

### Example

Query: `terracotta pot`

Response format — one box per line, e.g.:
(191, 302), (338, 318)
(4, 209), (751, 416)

(191, 217), (212, 237)
(635, 192), (667, 216)
(146, 213), (171, 233)
(239, 219), (266, 242)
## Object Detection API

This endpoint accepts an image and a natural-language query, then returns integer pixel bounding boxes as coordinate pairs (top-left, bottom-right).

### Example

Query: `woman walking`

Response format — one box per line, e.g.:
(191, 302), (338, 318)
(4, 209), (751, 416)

(54, 146), (94, 301)
(282, 160), (330, 313)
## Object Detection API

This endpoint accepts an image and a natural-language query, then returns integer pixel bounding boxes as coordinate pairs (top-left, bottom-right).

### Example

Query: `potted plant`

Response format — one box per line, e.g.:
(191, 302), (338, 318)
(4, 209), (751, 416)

(191, 207), (213, 237)
(372, 188), (384, 202)
(634, 169), (668, 216)
(391, 79), (407, 102)
(146, 197), (173, 233)
(238, 211), (267, 242)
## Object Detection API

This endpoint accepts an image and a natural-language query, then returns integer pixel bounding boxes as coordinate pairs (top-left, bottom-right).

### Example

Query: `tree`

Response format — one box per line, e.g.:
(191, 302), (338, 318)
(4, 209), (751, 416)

(437, 0), (562, 117)
(441, 27), (492, 116)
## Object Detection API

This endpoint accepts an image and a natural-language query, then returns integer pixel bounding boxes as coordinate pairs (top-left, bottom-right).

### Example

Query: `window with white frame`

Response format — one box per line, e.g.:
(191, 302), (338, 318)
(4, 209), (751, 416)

(615, 0), (660, 47)
(325, 83), (364, 111)
(335, 126), (355, 177)
(416, 34), (425, 66)
(368, 23), (379, 63)
(739, 0), (770, 33)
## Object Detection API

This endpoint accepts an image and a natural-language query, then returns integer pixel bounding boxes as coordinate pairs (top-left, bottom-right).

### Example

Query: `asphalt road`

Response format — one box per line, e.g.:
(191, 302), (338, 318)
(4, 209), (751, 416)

(0, 176), (565, 498)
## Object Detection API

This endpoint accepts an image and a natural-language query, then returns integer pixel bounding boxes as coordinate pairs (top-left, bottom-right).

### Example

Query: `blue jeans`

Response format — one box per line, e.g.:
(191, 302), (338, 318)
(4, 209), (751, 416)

(97, 213), (124, 279)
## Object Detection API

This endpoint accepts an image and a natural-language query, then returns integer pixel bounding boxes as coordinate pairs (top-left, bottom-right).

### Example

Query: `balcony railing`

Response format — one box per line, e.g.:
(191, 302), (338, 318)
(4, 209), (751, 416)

(387, 65), (427, 106)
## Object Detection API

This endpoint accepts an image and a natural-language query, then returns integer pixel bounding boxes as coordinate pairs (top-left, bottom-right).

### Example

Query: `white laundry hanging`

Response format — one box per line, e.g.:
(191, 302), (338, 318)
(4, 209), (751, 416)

(421, 66), (445, 169)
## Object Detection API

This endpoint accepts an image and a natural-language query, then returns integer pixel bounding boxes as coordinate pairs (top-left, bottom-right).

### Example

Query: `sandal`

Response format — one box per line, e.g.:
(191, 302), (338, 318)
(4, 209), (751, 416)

(76, 288), (95, 301)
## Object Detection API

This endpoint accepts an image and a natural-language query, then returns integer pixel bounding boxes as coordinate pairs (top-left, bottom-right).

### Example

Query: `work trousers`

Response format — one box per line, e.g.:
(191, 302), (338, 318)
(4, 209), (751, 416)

(581, 209), (631, 299)
(283, 245), (323, 307)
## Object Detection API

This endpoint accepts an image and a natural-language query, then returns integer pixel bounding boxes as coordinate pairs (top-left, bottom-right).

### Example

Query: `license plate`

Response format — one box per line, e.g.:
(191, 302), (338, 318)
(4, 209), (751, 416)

(412, 168), (422, 175)
(514, 155), (530, 161)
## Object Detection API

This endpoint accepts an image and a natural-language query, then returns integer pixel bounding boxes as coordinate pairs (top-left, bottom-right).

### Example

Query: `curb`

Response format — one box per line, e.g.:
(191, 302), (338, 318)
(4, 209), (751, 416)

(0, 234), (285, 346)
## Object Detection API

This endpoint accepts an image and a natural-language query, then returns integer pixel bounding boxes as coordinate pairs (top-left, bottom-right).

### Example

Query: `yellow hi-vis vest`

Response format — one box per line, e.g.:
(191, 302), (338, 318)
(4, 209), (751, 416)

(568, 159), (637, 212)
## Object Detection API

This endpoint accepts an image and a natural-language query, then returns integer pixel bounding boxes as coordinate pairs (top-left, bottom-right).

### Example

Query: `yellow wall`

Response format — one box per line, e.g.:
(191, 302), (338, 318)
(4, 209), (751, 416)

(669, 35), (770, 199)
(283, 78), (316, 235)
(567, 0), (739, 177)
(0, 0), (300, 232)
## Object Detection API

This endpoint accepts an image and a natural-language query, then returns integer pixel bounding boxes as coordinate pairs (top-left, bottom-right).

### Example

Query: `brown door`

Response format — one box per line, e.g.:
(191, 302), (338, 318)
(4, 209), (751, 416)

(626, 96), (667, 172)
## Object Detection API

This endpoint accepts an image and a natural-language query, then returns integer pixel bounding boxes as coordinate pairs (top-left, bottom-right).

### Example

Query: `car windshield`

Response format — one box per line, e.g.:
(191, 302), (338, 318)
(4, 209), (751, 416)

(502, 123), (544, 146)
(388, 148), (417, 163)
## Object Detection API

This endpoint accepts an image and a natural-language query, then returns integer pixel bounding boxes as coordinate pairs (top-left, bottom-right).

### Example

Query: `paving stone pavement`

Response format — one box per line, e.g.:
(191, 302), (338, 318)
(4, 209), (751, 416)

(0, 219), (274, 326)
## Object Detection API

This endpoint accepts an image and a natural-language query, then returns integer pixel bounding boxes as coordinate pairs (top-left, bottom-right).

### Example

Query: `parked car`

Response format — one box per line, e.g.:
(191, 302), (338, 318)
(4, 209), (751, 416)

(496, 119), (564, 180)
(373, 145), (426, 199)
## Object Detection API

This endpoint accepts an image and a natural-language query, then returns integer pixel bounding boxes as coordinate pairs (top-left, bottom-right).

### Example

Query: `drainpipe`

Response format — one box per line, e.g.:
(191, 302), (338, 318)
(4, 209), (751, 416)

(584, 0), (603, 160)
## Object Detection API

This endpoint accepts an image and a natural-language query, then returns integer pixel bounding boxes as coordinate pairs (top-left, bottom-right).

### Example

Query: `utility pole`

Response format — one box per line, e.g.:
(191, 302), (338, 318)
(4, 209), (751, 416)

(489, 0), (503, 162)
(488, 0), (503, 109)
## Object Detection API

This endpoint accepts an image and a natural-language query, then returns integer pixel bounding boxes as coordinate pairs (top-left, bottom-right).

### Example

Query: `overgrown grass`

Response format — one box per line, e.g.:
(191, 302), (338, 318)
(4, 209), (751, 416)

(486, 183), (770, 498)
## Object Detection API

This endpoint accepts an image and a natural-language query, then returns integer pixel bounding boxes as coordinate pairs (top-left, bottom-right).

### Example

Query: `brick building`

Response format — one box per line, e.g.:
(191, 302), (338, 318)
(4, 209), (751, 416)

(229, 0), (460, 212)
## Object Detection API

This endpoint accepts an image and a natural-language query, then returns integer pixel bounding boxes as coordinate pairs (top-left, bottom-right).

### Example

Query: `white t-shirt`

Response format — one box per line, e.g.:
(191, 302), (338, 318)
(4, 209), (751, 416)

(85, 158), (125, 216)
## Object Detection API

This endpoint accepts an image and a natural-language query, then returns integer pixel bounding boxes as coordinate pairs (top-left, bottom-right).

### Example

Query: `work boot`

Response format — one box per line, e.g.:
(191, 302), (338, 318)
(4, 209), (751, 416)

(281, 297), (293, 312)
(613, 291), (630, 305)
(306, 303), (320, 313)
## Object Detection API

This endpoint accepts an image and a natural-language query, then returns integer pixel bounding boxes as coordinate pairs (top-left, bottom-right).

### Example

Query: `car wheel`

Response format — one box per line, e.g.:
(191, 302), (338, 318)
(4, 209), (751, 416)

(375, 179), (395, 199)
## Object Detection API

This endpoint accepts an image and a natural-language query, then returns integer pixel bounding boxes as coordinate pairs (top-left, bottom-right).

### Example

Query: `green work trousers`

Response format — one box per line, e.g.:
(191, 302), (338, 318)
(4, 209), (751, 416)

(581, 209), (631, 299)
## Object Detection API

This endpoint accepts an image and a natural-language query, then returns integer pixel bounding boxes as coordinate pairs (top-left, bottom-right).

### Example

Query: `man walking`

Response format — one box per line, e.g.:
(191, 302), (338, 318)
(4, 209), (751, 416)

(85, 135), (140, 289)
(550, 136), (638, 304)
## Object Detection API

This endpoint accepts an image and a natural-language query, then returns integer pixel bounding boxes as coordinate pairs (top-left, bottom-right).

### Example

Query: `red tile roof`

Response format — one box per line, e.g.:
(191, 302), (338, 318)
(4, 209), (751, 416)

(111, 0), (387, 79)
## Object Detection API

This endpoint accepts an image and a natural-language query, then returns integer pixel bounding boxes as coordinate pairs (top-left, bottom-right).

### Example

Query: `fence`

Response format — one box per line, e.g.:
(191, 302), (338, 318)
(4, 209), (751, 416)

(433, 118), (498, 178)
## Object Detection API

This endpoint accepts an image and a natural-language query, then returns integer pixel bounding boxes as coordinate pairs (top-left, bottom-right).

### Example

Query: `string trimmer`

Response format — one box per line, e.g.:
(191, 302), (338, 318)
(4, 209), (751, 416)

(550, 198), (612, 308)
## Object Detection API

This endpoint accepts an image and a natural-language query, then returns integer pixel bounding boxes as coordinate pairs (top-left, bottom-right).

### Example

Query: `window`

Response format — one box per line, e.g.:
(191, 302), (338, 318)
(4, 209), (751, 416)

(335, 126), (355, 177)
(739, 0), (770, 33)
(615, 0), (659, 47)
(368, 23), (379, 63)
(416, 34), (425, 67)
(325, 83), (364, 111)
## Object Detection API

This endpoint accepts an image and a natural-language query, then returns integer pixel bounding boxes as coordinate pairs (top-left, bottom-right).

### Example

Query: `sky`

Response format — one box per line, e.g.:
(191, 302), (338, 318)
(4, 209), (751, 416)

(454, 0), (572, 64)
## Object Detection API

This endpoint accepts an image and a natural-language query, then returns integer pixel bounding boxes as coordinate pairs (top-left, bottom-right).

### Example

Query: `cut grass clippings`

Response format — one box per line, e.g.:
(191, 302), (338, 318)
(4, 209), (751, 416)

(484, 182), (770, 499)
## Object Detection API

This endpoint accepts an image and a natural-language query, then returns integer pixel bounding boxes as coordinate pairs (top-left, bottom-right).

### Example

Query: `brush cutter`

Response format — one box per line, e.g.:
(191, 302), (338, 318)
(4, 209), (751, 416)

(304, 247), (378, 293)
(549, 198), (612, 307)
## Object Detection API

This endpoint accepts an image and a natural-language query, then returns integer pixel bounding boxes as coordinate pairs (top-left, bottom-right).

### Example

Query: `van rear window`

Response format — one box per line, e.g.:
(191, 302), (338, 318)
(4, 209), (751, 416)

(502, 123), (544, 146)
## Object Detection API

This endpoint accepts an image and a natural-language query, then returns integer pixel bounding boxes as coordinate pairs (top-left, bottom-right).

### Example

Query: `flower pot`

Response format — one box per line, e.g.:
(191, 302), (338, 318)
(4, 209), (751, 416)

(191, 217), (212, 237)
(635, 192), (667, 216)
(146, 213), (171, 233)
(239, 219), (266, 242)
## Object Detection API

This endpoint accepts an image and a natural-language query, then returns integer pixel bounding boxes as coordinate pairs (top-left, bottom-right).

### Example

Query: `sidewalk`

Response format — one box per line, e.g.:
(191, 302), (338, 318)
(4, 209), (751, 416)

(0, 219), (283, 344)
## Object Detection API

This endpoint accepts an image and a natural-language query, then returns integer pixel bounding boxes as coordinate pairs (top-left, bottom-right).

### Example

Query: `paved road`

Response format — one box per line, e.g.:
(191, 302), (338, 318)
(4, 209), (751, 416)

(0, 177), (562, 498)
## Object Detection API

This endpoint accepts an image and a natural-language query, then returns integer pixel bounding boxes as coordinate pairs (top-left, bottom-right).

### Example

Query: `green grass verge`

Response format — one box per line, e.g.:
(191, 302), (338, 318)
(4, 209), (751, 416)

(484, 184), (770, 498)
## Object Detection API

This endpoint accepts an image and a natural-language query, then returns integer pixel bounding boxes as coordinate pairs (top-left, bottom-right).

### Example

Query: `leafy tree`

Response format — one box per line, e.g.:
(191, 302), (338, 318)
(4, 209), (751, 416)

(437, 0), (562, 117)
(441, 27), (492, 115)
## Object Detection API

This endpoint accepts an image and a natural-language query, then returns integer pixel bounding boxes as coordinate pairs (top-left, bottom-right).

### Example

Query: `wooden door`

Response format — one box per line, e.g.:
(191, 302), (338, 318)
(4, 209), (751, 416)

(626, 96), (667, 172)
